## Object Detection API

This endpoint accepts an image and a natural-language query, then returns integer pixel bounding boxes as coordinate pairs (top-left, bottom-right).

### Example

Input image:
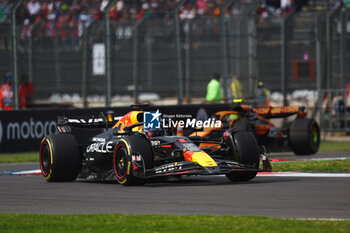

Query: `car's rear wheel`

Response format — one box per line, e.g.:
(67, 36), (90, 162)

(289, 119), (320, 155)
(113, 136), (153, 186)
(226, 132), (260, 182)
(39, 134), (81, 182)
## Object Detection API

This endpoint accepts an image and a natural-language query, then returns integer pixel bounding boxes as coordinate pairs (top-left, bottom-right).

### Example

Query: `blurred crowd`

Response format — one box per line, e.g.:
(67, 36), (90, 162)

(0, 0), (349, 48)
(2, 0), (345, 27)
(2, 0), (251, 48)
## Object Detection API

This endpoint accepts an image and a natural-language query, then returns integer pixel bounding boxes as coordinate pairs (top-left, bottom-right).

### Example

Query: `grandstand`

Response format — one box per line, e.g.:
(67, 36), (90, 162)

(0, 0), (349, 102)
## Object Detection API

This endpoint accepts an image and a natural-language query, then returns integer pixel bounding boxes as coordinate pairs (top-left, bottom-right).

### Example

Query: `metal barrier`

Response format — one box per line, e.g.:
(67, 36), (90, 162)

(0, 1), (350, 116)
(316, 89), (350, 133)
(255, 11), (282, 93)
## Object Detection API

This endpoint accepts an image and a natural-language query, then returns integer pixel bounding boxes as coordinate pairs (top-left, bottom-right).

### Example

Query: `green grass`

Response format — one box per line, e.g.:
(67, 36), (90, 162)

(0, 152), (39, 163)
(272, 159), (350, 172)
(0, 152), (38, 163)
(0, 141), (350, 163)
(319, 141), (350, 152)
(0, 213), (349, 233)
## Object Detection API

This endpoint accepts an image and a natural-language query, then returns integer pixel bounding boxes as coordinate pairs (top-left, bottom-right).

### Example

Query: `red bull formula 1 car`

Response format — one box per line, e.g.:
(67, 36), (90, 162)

(191, 104), (320, 155)
(39, 108), (271, 185)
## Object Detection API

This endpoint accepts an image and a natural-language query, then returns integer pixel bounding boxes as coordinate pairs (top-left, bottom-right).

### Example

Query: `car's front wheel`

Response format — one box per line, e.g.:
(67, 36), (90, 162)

(39, 134), (81, 182)
(225, 132), (260, 182)
(113, 136), (153, 186)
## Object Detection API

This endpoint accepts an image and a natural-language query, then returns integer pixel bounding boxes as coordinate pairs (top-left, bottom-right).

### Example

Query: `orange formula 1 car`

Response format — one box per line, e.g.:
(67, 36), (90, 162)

(190, 104), (320, 155)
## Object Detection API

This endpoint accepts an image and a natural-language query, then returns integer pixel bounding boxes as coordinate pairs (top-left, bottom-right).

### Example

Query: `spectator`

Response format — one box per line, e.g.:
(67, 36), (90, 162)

(256, 80), (270, 107)
(231, 76), (243, 101)
(27, 0), (40, 21)
(19, 74), (34, 109)
(56, 15), (68, 46)
(197, 0), (208, 15)
(206, 73), (222, 104)
(281, 0), (293, 11)
(0, 74), (14, 110)
(0, 0), (11, 22)
(179, 3), (196, 20)
(334, 98), (345, 114)
(67, 11), (79, 49)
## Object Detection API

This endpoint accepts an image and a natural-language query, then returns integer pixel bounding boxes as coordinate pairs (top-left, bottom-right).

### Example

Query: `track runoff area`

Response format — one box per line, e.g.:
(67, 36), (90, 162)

(3, 161), (350, 177)
(2, 154), (350, 177)
(1, 152), (350, 219)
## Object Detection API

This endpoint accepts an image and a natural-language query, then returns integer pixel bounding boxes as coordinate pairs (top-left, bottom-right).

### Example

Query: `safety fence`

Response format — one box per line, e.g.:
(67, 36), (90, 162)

(1, 98), (348, 153)
(314, 89), (350, 133)
(0, 1), (350, 110)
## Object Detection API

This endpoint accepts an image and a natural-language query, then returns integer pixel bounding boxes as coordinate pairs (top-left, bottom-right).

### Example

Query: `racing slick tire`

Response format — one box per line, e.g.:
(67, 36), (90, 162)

(39, 134), (81, 182)
(113, 136), (154, 186)
(226, 132), (260, 182)
(289, 118), (320, 155)
(231, 118), (250, 132)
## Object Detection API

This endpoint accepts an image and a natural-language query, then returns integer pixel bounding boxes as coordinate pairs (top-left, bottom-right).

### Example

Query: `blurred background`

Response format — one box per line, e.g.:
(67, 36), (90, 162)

(0, 0), (350, 133)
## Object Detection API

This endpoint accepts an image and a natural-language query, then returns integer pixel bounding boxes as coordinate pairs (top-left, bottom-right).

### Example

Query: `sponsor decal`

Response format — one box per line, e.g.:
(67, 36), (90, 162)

(67, 117), (121, 124)
(86, 141), (113, 153)
(6, 118), (57, 140)
(132, 155), (142, 162)
(150, 140), (160, 146)
(143, 110), (161, 130)
(183, 142), (201, 152)
(155, 164), (175, 174)
(155, 162), (185, 174)
(57, 126), (71, 133)
(92, 137), (106, 142)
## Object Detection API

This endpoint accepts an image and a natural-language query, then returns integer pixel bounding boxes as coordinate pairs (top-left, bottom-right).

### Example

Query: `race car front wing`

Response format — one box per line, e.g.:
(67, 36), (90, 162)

(131, 157), (272, 179)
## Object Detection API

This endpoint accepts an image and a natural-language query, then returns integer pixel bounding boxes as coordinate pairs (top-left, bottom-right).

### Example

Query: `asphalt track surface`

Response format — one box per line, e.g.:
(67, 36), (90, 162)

(1, 151), (350, 219)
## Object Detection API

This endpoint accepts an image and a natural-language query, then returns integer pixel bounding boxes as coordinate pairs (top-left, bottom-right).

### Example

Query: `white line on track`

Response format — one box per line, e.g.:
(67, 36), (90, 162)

(2, 170), (350, 178)
(270, 157), (350, 163)
(295, 218), (349, 221)
(299, 157), (350, 161)
(257, 172), (350, 177)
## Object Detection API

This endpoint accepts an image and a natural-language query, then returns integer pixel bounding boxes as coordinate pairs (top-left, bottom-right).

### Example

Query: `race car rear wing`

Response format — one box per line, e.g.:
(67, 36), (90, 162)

(252, 106), (306, 119)
(54, 113), (123, 145)
(57, 113), (122, 132)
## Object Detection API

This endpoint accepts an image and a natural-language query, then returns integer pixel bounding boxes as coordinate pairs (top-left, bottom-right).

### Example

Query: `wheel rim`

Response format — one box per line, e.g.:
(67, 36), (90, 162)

(114, 144), (128, 179)
(40, 142), (51, 176)
(311, 124), (320, 148)
(313, 130), (318, 143)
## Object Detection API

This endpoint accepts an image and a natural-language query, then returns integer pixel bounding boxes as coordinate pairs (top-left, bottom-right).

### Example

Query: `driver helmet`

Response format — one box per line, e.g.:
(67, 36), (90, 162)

(146, 129), (162, 138)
